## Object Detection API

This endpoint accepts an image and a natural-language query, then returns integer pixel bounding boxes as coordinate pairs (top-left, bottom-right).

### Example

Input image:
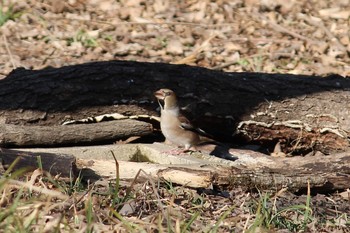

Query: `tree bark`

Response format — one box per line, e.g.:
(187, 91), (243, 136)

(0, 61), (349, 154)
(0, 119), (153, 147)
(9, 144), (350, 192)
(221, 150), (350, 192)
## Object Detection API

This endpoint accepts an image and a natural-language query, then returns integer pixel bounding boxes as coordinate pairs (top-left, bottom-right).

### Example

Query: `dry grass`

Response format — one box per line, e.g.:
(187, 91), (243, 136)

(0, 158), (349, 232)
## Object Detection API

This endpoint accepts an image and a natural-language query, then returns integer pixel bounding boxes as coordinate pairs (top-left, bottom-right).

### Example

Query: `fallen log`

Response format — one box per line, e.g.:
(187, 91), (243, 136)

(9, 144), (350, 192)
(0, 119), (153, 147)
(0, 149), (77, 178)
(0, 61), (349, 154)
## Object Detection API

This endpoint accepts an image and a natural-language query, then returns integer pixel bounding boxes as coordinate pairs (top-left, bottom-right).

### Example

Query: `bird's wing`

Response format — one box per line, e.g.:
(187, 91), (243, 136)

(178, 114), (196, 130)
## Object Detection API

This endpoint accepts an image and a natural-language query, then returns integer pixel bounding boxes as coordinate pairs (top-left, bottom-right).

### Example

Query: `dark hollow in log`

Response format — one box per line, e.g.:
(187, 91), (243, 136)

(0, 61), (349, 154)
(0, 149), (77, 178)
(0, 119), (153, 147)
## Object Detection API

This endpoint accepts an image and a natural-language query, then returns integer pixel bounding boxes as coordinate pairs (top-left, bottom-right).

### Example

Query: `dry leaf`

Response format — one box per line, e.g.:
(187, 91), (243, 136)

(338, 189), (350, 200)
(166, 38), (183, 55)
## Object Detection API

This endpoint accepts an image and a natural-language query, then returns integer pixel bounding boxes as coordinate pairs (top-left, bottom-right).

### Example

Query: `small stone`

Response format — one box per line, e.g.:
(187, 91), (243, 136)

(166, 38), (183, 55)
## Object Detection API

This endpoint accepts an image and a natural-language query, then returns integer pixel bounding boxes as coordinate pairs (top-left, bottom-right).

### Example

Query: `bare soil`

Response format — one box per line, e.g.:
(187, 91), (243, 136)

(0, 0), (349, 79)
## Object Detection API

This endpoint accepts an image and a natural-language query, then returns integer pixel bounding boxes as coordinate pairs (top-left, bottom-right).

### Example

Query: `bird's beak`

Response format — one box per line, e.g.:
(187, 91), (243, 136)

(154, 90), (164, 100)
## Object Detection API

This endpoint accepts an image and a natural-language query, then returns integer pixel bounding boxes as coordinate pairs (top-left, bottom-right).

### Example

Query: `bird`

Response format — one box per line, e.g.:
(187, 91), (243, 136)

(154, 88), (200, 151)
(154, 88), (236, 160)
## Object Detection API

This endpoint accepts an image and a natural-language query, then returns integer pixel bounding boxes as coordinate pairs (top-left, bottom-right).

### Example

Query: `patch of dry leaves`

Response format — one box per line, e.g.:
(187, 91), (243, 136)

(0, 0), (349, 79)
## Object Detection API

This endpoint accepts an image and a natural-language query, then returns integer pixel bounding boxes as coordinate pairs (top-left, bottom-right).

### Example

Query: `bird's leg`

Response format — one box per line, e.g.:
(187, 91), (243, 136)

(161, 147), (187, 155)
(161, 145), (198, 155)
(184, 145), (200, 155)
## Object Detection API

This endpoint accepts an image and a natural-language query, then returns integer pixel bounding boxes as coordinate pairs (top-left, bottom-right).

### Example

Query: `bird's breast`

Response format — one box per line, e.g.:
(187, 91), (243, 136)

(160, 110), (198, 147)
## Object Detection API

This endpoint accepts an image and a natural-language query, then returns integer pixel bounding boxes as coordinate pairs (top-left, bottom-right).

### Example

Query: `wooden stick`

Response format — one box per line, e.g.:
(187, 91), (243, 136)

(0, 119), (153, 147)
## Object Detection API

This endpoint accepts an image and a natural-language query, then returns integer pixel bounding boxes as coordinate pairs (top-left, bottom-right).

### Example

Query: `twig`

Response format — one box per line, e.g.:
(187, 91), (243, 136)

(212, 60), (239, 70)
(297, 13), (348, 55)
(68, 184), (95, 210)
(173, 33), (218, 65)
(251, 14), (319, 45)
(2, 35), (16, 69)
(41, 15), (241, 28)
(7, 179), (68, 199)
(212, 52), (295, 70)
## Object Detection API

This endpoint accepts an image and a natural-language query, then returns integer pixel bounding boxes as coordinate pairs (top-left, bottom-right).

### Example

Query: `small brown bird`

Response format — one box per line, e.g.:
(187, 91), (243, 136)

(154, 88), (200, 151)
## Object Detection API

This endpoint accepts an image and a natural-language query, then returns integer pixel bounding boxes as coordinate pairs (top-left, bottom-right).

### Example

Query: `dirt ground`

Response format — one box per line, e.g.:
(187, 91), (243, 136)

(0, 0), (349, 232)
(0, 0), (349, 79)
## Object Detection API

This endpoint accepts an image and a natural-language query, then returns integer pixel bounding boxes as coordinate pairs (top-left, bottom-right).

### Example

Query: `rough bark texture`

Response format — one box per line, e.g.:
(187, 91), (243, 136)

(75, 151), (350, 191)
(0, 149), (77, 178)
(9, 144), (350, 192)
(0, 60), (349, 154)
(0, 119), (153, 147)
(222, 151), (350, 192)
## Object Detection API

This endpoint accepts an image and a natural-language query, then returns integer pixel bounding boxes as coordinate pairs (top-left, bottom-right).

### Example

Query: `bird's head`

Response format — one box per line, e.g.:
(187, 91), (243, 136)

(154, 88), (178, 109)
